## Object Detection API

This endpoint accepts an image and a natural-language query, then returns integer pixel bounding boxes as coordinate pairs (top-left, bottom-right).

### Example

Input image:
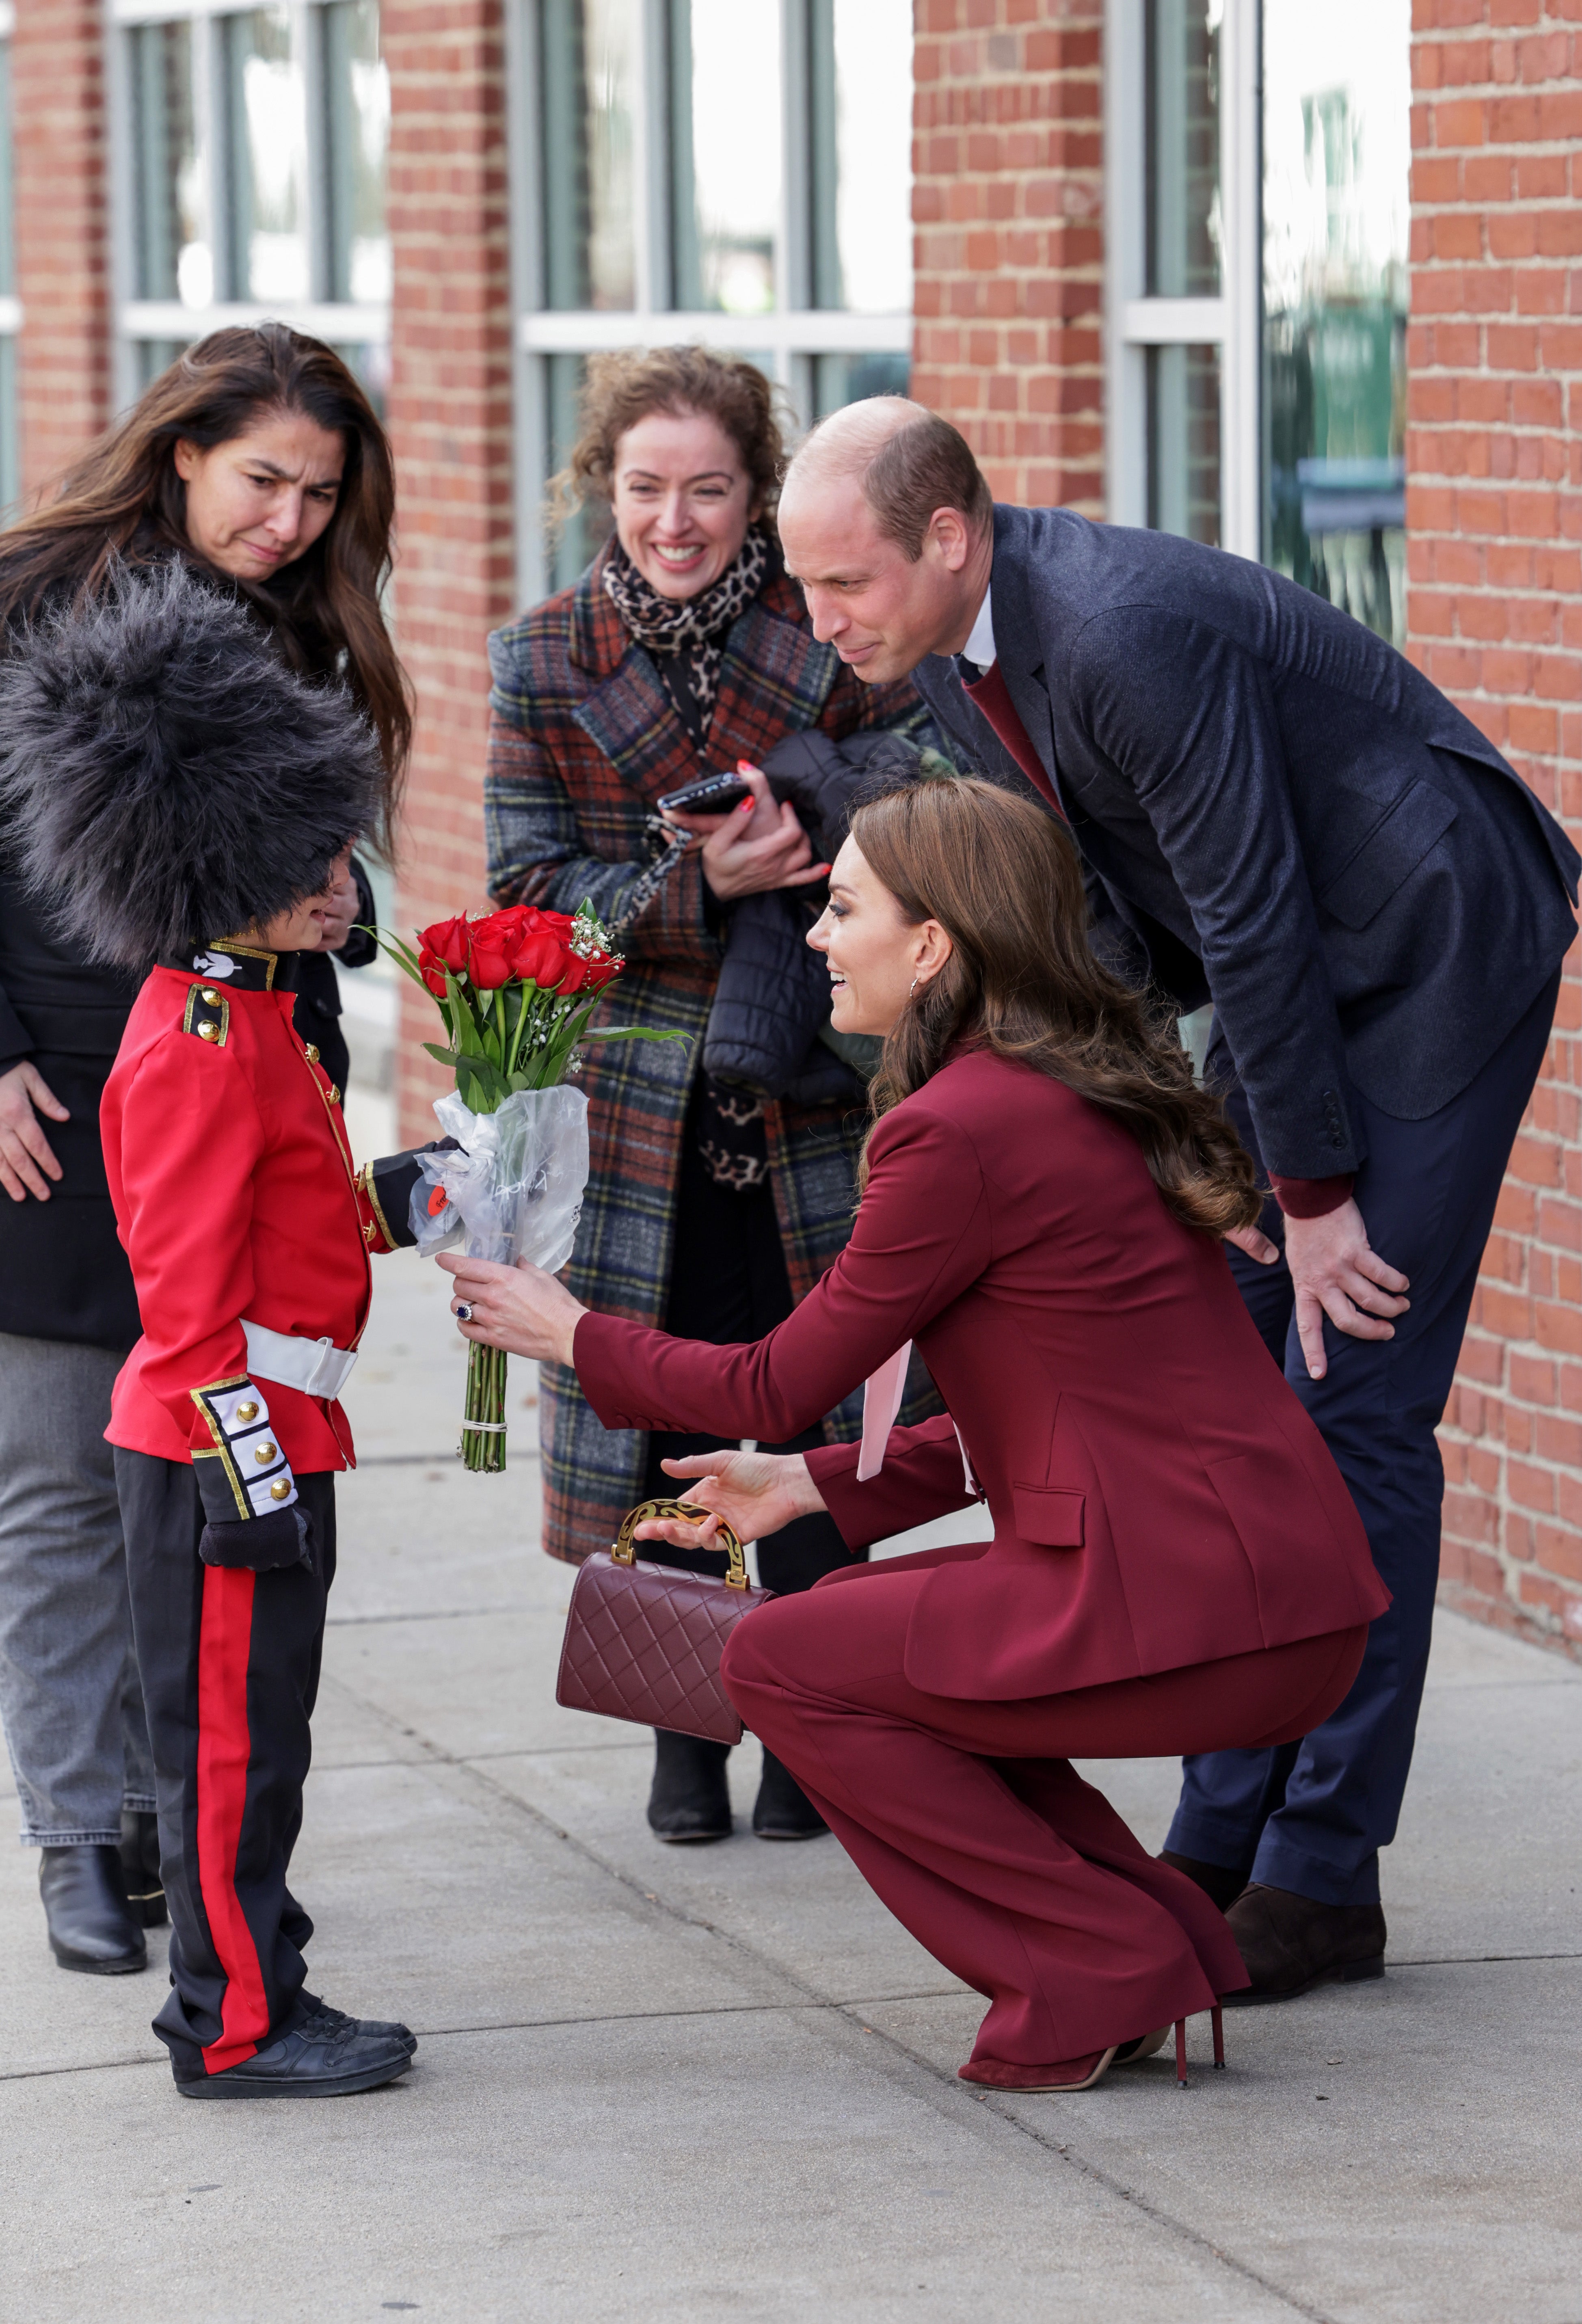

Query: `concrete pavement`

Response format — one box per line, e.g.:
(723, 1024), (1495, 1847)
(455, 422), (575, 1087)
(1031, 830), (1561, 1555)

(2, 1249), (1579, 2323)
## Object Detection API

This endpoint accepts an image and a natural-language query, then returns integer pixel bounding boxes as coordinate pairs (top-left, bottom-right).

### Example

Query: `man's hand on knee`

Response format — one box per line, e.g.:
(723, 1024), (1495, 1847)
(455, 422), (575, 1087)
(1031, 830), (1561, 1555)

(1283, 1198), (1410, 1380)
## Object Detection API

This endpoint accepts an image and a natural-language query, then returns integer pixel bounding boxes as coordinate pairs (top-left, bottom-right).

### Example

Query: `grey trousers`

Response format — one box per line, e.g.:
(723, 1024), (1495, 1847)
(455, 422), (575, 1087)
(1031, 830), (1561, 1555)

(0, 1330), (156, 1845)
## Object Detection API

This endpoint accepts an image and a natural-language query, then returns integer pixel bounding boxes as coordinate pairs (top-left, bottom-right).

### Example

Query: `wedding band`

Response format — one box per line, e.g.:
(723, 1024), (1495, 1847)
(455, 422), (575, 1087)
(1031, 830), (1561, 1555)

(454, 1301), (473, 1323)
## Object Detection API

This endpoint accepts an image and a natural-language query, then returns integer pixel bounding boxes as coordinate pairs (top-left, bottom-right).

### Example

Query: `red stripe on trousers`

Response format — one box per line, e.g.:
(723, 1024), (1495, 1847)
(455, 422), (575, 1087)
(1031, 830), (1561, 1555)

(196, 1565), (270, 2073)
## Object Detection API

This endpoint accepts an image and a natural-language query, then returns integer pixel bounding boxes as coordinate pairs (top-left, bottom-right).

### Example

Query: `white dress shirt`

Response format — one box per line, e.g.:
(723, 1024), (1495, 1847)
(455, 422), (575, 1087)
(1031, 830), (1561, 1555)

(960, 587), (997, 672)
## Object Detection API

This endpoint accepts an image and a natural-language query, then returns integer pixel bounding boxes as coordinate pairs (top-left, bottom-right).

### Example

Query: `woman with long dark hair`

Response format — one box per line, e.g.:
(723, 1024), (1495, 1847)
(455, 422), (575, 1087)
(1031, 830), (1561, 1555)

(0, 325), (408, 1974)
(443, 777), (1389, 2093)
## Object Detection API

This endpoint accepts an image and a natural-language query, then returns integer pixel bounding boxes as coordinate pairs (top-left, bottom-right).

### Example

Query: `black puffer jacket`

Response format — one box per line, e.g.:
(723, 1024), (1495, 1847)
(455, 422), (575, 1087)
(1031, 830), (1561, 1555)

(702, 728), (936, 1104)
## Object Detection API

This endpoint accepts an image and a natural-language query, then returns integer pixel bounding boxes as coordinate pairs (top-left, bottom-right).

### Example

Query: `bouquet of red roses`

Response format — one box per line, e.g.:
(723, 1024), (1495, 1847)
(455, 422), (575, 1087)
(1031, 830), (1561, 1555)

(376, 899), (683, 1470)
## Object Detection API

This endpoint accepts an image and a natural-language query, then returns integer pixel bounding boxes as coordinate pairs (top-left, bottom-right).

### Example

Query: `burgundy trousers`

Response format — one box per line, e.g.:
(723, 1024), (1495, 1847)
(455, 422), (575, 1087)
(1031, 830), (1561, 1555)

(721, 1552), (1367, 2068)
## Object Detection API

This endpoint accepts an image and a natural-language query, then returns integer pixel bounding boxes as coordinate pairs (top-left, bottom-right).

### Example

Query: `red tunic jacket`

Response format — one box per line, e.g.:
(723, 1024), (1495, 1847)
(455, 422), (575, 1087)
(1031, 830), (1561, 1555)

(100, 944), (405, 1501)
(575, 1050), (1389, 1701)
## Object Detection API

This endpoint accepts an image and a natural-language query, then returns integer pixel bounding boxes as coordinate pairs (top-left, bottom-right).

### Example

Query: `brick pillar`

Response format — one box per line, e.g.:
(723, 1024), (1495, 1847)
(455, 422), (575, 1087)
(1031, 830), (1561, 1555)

(384, 0), (518, 1143)
(12, 0), (112, 496)
(911, 0), (1104, 512)
(1408, 2), (1582, 1657)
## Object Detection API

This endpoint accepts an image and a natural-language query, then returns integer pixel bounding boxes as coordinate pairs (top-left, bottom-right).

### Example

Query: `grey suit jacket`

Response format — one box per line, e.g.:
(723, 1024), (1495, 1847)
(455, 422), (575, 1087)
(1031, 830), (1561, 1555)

(913, 505), (1579, 1180)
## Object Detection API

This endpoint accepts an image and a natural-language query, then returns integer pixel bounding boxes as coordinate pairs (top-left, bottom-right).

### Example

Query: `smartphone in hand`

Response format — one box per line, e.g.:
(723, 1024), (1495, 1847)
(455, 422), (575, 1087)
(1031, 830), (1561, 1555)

(656, 769), (754, 817)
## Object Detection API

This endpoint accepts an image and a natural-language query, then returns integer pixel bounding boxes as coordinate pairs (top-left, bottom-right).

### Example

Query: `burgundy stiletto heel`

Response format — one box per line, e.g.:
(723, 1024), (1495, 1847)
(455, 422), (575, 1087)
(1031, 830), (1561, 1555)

(1174, 2007), (1228, 2086)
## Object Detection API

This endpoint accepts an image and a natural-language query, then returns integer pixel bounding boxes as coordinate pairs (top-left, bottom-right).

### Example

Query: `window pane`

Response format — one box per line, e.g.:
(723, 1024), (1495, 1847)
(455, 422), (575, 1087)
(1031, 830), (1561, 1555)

(539, 0), (637, 311)
(224, 7), (309, 304)
(0, 39), (14, 303)
(670, 0), (780, 314)
(333, 341), (391, 422)
(812, 351), (911, 421)
(323, 1), (390, 306)
(130, 20), (210, 307)
(1145, 0), (1220, 298)
(808, 0), (913, 313)
(545, 352), (614, 589)
(1262, 0), (1410, 646)
(135, 338), (192, 392)
(1147, 343), (1221, 546)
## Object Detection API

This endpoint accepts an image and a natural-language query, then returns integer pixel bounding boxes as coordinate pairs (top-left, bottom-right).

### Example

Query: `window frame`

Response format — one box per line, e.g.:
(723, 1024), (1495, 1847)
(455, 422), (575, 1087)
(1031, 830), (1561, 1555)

(106, 0), (391, 411)
(1103, 0), (1260, 558)
(507, 0), (914, 600)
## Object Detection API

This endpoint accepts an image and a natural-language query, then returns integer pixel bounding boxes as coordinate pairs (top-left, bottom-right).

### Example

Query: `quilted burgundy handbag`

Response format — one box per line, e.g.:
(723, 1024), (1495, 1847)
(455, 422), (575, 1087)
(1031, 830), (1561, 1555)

(555, 1501), (776, 1745)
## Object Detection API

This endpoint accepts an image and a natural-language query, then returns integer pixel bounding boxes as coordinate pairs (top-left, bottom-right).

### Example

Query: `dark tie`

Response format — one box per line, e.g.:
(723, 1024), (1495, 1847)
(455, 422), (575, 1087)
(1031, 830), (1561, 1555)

(959, 660), (1065, 820)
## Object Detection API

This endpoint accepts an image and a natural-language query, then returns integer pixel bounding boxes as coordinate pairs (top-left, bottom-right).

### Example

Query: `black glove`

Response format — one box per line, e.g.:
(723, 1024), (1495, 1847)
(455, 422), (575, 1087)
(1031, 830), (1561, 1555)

(198, 1506), (314, 1575)
(363, 1135), (465, 1248)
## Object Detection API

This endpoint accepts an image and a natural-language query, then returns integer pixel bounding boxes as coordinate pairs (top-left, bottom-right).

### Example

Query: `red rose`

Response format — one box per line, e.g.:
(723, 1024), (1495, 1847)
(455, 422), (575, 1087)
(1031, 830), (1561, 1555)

(582, 954), (621, 991)
(421, 914), (471, 973)
(467, 925), (516, 990)
(417, 944), (450, 999)
(556, 952), (592, 995)
(509, 926), (570, 989)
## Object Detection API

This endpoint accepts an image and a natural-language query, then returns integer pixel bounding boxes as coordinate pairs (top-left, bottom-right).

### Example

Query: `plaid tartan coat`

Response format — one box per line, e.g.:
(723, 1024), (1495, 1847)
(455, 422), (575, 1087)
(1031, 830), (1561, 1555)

(486, 542), (940, 1565)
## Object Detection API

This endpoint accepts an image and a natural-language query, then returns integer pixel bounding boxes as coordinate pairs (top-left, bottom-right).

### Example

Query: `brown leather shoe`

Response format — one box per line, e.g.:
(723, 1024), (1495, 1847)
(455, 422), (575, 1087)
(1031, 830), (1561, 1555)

(1158, 1849), (1252, 1913)
(1221, 1882), (1386, 2006)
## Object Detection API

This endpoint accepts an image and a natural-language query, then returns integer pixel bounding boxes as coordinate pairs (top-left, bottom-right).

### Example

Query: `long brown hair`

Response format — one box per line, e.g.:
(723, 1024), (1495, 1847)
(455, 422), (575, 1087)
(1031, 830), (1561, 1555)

(0, 325), (411, 843)
(849, 778), (1261, 1239)
(548, 344), (791, 542)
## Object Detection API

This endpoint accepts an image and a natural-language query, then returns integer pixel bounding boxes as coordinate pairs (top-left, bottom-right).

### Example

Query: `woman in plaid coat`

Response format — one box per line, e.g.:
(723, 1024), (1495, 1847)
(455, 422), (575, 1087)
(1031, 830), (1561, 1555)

(484, 349), (936, 1844)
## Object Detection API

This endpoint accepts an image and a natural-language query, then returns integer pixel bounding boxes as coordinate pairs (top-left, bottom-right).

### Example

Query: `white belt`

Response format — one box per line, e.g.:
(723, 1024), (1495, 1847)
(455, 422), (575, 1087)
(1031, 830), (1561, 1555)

(242, 1319), (359, 1400)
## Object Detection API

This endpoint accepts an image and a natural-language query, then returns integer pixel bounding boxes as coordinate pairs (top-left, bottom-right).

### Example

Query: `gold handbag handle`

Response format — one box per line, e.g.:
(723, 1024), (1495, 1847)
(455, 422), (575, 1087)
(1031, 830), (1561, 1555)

(611, 1499), (748, 1590)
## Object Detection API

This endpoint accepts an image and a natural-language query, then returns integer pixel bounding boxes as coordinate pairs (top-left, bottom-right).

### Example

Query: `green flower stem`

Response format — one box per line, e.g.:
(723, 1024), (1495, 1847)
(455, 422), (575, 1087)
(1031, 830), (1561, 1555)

(460, 1339), (507, 1474)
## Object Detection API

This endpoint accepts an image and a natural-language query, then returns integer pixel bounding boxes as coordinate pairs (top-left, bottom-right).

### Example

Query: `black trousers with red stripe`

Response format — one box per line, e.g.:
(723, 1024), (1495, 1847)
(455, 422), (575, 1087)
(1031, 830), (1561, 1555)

(113, 1450), (336, 2084)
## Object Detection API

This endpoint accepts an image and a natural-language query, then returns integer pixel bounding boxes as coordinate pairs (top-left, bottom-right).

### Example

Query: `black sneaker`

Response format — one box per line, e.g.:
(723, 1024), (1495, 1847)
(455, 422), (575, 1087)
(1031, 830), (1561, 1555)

(296, 1992), (417, 2056)
(177, 2009), (415, 2099)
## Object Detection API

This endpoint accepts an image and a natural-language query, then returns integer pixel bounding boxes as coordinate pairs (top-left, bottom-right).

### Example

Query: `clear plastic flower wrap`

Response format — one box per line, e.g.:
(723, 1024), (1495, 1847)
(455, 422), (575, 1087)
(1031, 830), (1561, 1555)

(410, 1086), (589, 1273)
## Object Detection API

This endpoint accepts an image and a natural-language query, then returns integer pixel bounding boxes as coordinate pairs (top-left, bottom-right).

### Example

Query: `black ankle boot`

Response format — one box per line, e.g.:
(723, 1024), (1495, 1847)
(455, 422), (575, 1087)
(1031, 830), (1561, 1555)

(646, 1730), (733, 1843)
(752, 1750), (828, 1840)
(120, 1809), (168, 1929)
(39, 1844), (147, 1974)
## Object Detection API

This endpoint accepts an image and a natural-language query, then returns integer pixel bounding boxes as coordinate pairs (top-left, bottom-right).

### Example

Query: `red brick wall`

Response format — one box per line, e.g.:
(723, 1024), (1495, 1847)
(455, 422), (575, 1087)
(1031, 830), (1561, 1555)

(911, 0), (1104, 513)
(12, 0), (112, 496)
(1407, 0), (1582, 1657)
(384, 0), (518, 1143)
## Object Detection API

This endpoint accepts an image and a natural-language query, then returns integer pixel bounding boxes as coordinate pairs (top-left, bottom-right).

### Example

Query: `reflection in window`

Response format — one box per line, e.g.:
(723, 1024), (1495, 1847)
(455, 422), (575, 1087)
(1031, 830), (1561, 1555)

(1145, 0), (1220, 298)
(1147, 343), (1221, 545)
(323, 2), (390, 306)
(130, 20), (210, 307)
(808, 0), (913, 313)
(1262, 1), (1409, 645)
(540, 0), (637, 311)
(812, 352), (911, 420)
(670, 0), (781, 313)
(224, 8), (309, 304)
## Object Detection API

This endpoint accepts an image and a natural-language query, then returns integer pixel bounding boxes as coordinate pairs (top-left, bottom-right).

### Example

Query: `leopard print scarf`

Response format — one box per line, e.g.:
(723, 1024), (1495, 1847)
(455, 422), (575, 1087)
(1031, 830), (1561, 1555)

(602, 526), (769, 724)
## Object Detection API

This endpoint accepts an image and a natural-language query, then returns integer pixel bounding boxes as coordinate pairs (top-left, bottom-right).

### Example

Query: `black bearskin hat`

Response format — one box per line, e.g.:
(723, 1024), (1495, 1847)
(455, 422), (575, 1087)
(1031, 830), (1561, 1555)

(0, 559), (385, 970)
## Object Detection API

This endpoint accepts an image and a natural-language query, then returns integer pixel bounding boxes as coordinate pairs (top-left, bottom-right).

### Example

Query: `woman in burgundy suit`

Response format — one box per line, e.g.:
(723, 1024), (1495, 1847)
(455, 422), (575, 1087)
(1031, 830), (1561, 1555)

(442, 778), (1390, 2094)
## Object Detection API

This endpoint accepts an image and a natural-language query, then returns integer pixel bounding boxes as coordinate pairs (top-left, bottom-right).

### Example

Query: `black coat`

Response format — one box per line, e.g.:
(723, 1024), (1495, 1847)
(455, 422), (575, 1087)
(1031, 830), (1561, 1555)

(701, 727), (929, 1102)
(914, 504), (1580, 1180)
(0, 844), (375, 1352)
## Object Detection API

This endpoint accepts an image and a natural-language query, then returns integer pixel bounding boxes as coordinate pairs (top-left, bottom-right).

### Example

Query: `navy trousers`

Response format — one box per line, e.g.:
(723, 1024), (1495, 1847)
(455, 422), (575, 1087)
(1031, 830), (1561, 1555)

(115, 1450), (335, 2084)
(1166, 969), (1560, 1907)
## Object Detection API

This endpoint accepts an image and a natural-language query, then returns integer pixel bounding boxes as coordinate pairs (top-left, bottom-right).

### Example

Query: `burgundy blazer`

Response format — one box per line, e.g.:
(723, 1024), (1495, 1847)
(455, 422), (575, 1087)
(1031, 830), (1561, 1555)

(575, 1051), (1388, 1701)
